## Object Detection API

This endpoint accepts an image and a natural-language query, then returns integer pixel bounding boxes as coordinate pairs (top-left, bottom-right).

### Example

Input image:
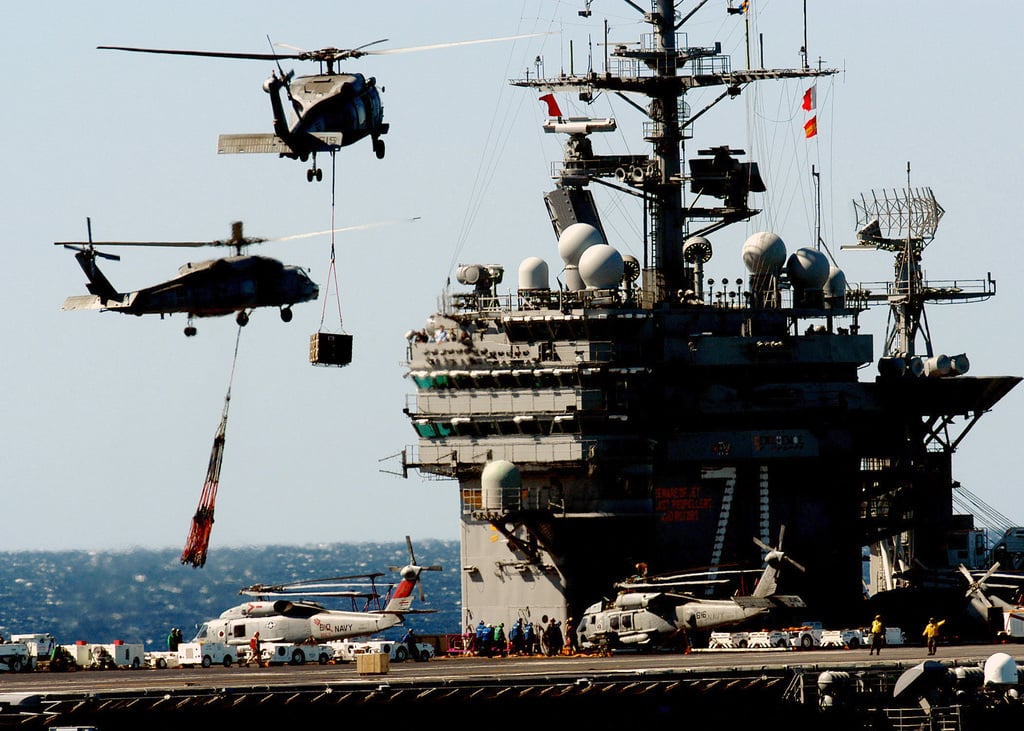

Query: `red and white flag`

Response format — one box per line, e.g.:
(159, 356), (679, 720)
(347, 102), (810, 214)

(802, 85), (816, 112)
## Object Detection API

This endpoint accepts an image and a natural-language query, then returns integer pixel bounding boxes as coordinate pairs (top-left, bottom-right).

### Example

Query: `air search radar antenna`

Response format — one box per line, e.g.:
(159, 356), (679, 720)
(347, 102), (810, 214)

(844, 163), (995, 375)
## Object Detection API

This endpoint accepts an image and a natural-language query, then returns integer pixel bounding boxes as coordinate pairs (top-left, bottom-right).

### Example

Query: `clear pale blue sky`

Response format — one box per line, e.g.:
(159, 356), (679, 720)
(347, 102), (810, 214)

(4, 1), (1023, 551)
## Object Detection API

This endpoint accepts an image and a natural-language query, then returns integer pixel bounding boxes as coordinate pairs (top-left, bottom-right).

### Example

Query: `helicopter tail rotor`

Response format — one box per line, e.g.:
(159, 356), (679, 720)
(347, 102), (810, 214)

(388, 536), (442, 602)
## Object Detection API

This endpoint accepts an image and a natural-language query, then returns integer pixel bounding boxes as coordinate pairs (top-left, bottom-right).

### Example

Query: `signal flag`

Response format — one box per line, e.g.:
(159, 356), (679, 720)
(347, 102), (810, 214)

(802, 85), (816, 112)
(804, 116), (818, 139)
(539, 93), (563, 118)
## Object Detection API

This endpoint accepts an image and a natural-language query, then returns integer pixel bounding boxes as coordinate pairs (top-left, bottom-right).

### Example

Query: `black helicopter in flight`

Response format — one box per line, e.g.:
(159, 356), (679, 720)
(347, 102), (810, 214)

(99, 34), (541, 182)
(56, 219), (319, 336)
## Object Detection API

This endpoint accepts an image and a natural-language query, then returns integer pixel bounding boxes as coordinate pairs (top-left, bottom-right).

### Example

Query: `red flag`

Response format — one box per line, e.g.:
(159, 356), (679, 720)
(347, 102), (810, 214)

(804, 116), (818, 138)
(801, 85), (816, 112)
(539, 93), (563, 118)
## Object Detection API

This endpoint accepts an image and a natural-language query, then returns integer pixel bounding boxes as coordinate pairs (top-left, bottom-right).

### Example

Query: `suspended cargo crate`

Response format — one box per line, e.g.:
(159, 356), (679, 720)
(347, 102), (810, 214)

(310, 332), (352, 367)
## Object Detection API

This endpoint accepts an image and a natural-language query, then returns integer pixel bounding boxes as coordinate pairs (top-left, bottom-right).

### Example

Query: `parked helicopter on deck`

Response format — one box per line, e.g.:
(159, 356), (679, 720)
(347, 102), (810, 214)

(578, 526), (807, 651)
(194, 537), (443, 645)
(55, 219), (319, 336)
(99, 33), (542, 182)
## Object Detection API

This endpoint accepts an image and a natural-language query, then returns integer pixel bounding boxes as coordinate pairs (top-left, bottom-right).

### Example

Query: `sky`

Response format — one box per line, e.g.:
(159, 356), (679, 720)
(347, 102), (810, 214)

(3, 0), (1024, 552)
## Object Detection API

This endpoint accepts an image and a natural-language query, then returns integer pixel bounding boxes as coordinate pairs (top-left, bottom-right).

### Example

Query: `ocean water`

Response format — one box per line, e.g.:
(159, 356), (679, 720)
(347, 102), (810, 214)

(0, 540), (460, 648)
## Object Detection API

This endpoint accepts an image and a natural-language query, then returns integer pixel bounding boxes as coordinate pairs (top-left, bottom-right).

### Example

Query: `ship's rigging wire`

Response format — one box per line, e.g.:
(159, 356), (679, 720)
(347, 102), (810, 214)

(180, 324), (243, 568)
(953, 485), (1017, 542)
(443, 6), (569, 288)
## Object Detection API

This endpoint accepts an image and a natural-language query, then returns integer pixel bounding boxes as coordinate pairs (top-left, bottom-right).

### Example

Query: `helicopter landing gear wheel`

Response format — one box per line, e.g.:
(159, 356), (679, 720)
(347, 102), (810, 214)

(236, 311), (249, 327)
(280, 307), (293, 323)
(374, 138), (385, 159)
(184, 325), (197, 337)
(306, 166), (323, 182)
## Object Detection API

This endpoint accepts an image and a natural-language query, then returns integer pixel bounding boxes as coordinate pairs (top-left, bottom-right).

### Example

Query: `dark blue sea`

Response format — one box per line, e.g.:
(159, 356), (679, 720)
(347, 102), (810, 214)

(0, 540), (460, 649)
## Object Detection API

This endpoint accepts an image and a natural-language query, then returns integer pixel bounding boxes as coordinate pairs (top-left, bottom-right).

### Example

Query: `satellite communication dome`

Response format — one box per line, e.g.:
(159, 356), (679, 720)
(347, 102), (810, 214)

(481, 460), (521, 512)
(518, 257), (549, 290)
(826, 266), (847, 297)
(579, 244), (625, 289)
(826, 266), (847, 308)
(786, 247), (830, 289)
(742, 232), (787, 274)
(558, 223), (605, 265)
(984, 652), (1019, 686)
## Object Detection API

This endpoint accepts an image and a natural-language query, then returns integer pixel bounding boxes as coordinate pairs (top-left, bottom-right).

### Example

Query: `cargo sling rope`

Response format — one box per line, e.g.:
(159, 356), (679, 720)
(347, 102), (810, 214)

(318, 150), (344, 333)
(181, 324), (243, 567)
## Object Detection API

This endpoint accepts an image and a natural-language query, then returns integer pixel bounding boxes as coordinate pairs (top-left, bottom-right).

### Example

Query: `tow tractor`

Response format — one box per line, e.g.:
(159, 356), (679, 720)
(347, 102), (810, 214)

(0, 642), (33, 673)
(260, 642), (335, 666)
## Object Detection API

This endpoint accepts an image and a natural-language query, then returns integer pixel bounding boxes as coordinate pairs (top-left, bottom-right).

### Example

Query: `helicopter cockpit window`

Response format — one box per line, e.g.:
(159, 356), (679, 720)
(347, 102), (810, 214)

(622, 614), (633, 630)
(609, 615), (619, 631)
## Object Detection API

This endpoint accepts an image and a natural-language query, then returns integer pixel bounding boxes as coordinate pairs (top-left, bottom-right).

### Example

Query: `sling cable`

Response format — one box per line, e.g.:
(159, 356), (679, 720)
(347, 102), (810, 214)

(181, 324), (243, 567)
(310, 149), (353, 367)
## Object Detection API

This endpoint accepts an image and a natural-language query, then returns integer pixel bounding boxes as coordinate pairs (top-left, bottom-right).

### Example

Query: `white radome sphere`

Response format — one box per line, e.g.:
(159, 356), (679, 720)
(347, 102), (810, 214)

(558, 223), (605, 265)
(579, 244), (625, 289)
(742, 232), (787, 274)
(518, 257), (549, 290)
(826, 266), (847, 296)
(786, 247), (830, 289)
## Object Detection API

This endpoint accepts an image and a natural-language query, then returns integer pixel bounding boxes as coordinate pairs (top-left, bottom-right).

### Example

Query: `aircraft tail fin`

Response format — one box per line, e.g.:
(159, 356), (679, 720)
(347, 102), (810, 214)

(751, 525), (807, 599)
(382, 536), (443, 614)
(72, 249), (121, 304)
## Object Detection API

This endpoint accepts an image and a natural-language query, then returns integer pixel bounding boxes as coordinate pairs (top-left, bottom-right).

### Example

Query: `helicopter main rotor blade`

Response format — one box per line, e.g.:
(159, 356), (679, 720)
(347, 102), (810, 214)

(366, 33), (549, 56)
(275, 217), (421, 241)
(54, 220), (419, 251)
(100, 33), (546, 66)
(98, 45), (306, 62)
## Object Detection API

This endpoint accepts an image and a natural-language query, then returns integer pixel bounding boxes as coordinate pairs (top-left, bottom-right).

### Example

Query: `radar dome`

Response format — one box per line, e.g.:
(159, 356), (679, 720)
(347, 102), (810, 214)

(984, 652), (1019, 686)
(825, 266), (847, 307)
(558, 223), (605, 265)
(518, 257), (549, 290)
(481, 460), (521, 512)
(786, 247), (830, 289)
(579, 244), (625, 289)
(742, 232), (787, 274)
(826, 266), (846, 293)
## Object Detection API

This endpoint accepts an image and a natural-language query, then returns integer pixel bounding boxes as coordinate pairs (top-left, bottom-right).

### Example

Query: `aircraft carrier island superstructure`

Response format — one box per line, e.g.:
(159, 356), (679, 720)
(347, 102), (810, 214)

(400, 1), (1020, 634)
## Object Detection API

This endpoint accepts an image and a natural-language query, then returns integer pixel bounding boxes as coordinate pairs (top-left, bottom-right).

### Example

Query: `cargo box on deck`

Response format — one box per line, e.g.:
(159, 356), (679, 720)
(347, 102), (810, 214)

(310, 332), (352, 367)
(355, 651), (389, 674)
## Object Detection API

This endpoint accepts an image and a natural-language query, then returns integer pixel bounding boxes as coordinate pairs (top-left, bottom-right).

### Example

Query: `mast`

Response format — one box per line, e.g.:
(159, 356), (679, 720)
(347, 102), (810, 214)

(511, 1), (838, 306)
(650, 0), (686, 297)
